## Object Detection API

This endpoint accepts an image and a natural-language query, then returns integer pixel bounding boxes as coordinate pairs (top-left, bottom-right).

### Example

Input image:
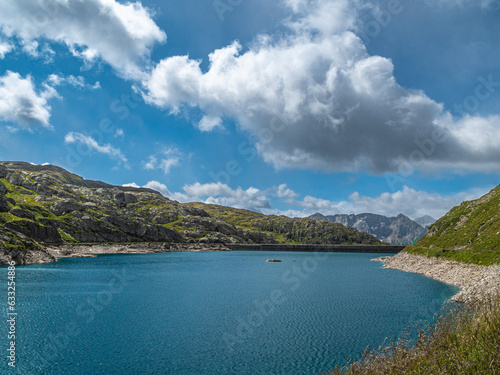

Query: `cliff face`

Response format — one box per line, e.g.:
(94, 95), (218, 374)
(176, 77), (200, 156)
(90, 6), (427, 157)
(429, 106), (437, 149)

(310, 212), (427, 245)
(0, 161), (381, 264)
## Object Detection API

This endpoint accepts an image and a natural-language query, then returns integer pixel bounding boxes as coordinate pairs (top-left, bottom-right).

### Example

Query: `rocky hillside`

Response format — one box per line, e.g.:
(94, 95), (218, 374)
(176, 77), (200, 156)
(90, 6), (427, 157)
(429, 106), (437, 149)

(0, 161), (381, 263)
(406, 185), (500, 265)
(309, 212), (426, 245)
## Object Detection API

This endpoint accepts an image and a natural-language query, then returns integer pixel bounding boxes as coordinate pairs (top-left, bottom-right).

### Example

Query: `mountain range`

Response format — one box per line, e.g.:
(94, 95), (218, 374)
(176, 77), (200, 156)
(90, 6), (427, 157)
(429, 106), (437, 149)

(0, 161), (381, 264)
(309, 212), (434, 245)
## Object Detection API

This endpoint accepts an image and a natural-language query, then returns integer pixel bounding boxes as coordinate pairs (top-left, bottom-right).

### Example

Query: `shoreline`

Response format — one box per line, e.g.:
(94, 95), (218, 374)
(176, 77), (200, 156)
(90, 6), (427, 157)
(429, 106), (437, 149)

(0, 243), (231, 265)
(373, 252), (500, 304)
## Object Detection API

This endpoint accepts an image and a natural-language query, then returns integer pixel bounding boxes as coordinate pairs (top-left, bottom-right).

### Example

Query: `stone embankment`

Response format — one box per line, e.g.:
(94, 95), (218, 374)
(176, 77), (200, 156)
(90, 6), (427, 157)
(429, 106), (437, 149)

(373, 252), (500, 304)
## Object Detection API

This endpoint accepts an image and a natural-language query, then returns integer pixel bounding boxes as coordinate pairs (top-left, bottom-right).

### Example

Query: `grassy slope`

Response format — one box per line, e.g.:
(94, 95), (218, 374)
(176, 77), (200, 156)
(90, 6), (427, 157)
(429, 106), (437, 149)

(404, 185), (500, 265)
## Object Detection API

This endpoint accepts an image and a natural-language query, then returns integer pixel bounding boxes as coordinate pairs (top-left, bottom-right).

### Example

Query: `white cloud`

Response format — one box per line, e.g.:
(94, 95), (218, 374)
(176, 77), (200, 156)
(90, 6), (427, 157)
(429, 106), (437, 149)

(141, 0), (500, 175)
(183, 182), (235, 197)
(47, 74), (100, 90)
(0, 40), (13, 58)
(123, 178), (488, 221)
(276, 183), (299, 199)
(114, 128), (124, 137)
(127, 180), (271, 211)
(64, 132), (128, 164)
(199, 115), (223, 132)
(267, 185), (491, 220)
(184, 182), (271, 210)
(143, 147), (181, 175)
(123, 182), (140, 188)
(143, 180), (171, 196)
(345, 186), (491, 220)
(0, 0), (166, 79)
(0, 71), (58, 129)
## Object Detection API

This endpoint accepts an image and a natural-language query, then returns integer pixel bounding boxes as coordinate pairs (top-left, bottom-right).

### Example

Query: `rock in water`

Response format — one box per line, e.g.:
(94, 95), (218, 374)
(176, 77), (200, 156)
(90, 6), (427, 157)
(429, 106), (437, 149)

(266, 259), (282, 262)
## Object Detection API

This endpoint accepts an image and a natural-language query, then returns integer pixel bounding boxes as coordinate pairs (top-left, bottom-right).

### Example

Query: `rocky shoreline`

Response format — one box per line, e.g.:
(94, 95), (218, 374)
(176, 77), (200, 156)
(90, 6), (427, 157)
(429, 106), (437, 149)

(373, 252), (500, 304)
(1, 243), (231, 265)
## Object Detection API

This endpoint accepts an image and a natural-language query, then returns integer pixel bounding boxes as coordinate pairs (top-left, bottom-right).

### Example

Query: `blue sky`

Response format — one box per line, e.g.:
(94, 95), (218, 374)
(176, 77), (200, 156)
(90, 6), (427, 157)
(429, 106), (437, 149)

(0, 0), (499, 220)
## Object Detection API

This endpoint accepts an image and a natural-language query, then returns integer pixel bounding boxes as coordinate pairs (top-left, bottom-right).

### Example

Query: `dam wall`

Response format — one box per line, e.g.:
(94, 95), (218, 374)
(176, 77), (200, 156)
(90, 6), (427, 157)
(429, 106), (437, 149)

(227, 244), (404, 253)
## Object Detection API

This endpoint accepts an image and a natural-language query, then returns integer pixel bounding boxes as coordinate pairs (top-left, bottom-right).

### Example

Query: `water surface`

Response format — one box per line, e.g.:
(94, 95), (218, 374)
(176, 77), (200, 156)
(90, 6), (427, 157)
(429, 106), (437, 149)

(1, 251), (458, 374)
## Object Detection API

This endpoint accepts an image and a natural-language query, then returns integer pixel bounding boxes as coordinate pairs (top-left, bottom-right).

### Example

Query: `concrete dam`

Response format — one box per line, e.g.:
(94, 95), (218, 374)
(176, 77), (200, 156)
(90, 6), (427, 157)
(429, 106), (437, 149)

(227, 244), (405, 253)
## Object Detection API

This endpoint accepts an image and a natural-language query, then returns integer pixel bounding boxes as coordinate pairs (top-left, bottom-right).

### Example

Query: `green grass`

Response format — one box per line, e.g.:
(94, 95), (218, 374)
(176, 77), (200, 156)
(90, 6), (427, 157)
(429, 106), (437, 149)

(405, 246), (500, 266)
(403, 185), (500, 265)
(329, 298), (500, 374)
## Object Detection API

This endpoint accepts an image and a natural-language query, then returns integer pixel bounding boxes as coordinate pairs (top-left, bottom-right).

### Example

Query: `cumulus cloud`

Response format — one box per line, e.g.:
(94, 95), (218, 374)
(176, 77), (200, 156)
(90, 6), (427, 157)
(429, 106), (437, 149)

(125, 180), (271, 211)
(264, 185), (491, 220)
(198, 115), (223, 132)
(123, 182), (140, 188)
(345, 186), (491, 220)
(144, 148), (181, 175)
(184, 182), (271, 210)
(141, 0), (500, 174)
(276, 183), (299, 199)
(0, 0), (166, 78)
(0, 71), (58, 129)
(64, 132), (128, 164)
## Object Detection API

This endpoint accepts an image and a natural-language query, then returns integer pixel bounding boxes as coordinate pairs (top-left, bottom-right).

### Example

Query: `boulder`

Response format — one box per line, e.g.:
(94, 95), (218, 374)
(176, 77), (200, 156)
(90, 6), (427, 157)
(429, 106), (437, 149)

(35, 183), (49, 195)
(0, 180), (7, 195)
(153, 212), (179, 224)
(124, 193), (138, 204)
(0, 165), (7, 178)
(10, 208), (36, 221)
(114, 192), (127, 207)
(21, 180), (36, 191)
(8, 174), (22, 186)
(0, 197), (10, 212)
(180, 206), (210, 217)
(52, 200), (83, 216)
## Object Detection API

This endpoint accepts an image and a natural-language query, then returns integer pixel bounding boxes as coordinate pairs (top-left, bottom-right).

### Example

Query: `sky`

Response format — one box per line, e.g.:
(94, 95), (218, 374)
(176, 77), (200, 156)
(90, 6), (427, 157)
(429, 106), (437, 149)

(0, 0), (499, 220)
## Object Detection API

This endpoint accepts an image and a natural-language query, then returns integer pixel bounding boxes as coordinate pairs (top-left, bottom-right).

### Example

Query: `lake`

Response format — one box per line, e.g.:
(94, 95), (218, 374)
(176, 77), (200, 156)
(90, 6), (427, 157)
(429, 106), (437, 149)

(1, 251), (459, 374)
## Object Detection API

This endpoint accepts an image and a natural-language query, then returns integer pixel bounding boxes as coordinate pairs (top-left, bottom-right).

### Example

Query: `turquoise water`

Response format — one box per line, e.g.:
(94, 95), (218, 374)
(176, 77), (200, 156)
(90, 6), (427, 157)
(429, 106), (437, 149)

(1, 251), (458, 375)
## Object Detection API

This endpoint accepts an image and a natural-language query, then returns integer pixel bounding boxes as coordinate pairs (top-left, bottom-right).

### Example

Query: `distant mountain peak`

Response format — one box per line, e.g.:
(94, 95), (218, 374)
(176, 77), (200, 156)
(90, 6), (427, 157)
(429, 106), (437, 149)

(414, 215), (436, 227)
(309, 212), (427, 246)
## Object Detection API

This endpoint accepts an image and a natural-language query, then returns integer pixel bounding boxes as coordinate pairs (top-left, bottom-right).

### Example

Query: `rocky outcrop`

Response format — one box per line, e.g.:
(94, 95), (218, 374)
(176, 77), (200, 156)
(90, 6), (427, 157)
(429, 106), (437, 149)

(310, 212), (427, 245)
(0, 180), (7, 195)
(0, 247), (56, 265)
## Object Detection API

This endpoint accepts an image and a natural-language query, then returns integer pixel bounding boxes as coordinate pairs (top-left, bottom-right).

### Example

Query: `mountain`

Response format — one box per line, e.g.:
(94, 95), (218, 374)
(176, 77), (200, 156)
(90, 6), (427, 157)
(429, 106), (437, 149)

(0, 161), (381, 263)
(407, 185), (500, 265)
(309, 212), (427, 245)
(414, 215), (436, 227)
